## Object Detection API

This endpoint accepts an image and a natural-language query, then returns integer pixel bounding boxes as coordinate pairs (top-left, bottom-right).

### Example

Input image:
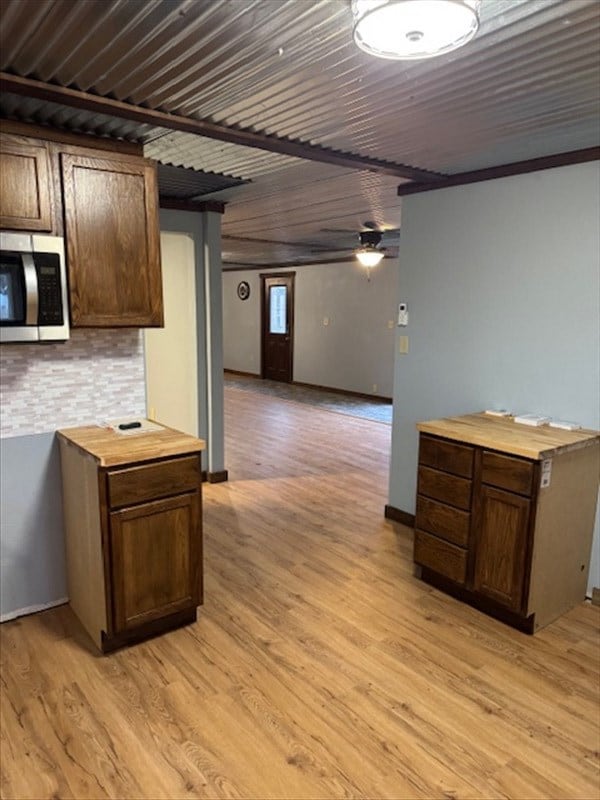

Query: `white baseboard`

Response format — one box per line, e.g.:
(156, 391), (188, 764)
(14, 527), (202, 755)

(0, 597), (68, 623)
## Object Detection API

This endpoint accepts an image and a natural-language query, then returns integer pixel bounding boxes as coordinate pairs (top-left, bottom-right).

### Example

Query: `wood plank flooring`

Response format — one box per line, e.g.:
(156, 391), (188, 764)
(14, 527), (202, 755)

(1, 386), (599, 799)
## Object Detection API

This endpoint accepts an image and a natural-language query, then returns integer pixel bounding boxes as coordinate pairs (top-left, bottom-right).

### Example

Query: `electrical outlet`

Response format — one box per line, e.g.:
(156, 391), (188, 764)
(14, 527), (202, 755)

(399, 336), (409, 354)
(388, 320), (395, 329)
(323, 316), (330, 326)
(372, 383), (378, 393)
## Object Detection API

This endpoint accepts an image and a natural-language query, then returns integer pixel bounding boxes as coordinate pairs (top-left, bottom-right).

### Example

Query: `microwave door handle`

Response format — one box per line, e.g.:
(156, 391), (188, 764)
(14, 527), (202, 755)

(21, 254), (38, 325)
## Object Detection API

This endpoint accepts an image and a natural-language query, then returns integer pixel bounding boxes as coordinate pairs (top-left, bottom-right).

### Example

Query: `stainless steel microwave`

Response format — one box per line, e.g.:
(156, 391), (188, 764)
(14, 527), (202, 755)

(0, 232), (69, 343)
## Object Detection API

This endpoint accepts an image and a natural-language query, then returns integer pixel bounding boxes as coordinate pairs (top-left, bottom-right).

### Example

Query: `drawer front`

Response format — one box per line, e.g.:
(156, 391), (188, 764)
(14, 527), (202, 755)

(414, 530), (467, 585)
(482, 451), (534, 496)
(415, 495), (470, 547)
(419, 435), (474, 478)
(417, 465), (472, 511)
(108, 456), (200, 508)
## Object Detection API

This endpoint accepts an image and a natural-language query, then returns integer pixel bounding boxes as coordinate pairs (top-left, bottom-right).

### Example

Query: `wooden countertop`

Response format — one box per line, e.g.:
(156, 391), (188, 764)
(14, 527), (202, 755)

(416, 413), (600, 460)
(57, 422), (205, 467)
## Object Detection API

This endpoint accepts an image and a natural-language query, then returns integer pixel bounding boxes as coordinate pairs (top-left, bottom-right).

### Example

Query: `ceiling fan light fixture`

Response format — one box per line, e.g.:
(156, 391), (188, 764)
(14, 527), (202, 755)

(356, 246), (385, 268)
(351, 0), (481, 60)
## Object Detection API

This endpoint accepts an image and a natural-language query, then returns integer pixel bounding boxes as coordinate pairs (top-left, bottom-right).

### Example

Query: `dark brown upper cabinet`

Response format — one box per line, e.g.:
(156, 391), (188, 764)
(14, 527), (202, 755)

(61, 150), (163, 327)
(0, 135), (54, 232)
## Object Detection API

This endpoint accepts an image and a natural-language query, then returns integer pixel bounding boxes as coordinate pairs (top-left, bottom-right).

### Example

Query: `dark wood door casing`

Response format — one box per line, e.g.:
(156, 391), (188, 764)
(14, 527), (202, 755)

(261, 272), (295, 382)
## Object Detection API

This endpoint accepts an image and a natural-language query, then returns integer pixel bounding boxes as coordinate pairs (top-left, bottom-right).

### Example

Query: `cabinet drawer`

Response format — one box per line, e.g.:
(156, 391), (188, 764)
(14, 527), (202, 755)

(108, 456), (200, 508)
(419, 435), (474, 478)
(482, 451), (534, 496)
(414, 530), (467, 585)
(417, 466), (471, 511)
(415, 495), (470, 547)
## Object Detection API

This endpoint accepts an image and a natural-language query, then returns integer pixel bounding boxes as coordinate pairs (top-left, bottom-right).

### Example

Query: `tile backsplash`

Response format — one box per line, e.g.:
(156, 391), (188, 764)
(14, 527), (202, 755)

(0, 329), (146, 438)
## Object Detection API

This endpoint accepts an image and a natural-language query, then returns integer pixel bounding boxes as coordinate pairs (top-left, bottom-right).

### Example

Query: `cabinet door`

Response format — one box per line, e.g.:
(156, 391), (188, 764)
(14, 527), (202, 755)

(472, 485), (531, 612)
(0, 136), (53, 231)
(110, 492), (201, 632)
(61, 152), (163, 327)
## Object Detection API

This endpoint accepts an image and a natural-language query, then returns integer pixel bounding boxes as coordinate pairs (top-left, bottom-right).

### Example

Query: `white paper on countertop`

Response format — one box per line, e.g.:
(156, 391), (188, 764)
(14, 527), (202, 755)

(513, 413), (551, 426)
(548, 419), (582, 431)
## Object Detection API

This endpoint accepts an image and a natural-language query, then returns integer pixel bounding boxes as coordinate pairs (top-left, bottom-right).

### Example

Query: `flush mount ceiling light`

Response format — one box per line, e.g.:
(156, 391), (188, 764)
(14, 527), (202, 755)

(351, 0), (481, 60)
(356, 230), (385, 267)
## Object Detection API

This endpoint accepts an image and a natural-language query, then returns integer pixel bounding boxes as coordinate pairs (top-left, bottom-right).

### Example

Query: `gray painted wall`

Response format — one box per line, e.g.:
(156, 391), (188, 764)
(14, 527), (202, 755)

(0, 433), (67, 620)
(0, 330), (145, 621)
(223, 270), (262, 375)
(388, 160), (600, 593)
(223, 259), (399, 396)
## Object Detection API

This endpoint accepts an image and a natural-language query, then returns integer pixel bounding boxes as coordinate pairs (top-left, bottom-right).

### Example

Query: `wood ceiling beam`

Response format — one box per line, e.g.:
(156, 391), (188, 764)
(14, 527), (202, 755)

(222, 254), (393, 270)
(397, 147), (600, 195)
(221, 233), (345, 252)
(0, 73), (444, 183)
(159, 198), (226, 214)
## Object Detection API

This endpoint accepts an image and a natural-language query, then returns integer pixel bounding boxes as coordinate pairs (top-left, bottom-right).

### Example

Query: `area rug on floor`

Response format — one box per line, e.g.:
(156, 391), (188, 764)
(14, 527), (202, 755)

(224, 375), (393, 424)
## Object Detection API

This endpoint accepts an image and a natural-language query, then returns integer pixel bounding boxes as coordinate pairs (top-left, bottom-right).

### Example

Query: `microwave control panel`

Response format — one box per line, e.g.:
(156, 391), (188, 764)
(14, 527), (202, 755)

(35, 253), (64, 325)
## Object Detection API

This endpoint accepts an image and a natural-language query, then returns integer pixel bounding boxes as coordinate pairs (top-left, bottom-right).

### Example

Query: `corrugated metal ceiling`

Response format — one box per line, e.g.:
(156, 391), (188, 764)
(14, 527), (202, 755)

(1, 0), (598, 265)
(0, 91), (161, 142)
(157, 162), (248, 199)
(146, 130), (306, 180)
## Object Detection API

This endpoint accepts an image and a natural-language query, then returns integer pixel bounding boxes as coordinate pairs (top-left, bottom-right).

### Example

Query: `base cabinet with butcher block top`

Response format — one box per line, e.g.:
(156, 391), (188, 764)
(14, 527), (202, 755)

(57, 423), (205, 652)
(413, 413), (600, 632)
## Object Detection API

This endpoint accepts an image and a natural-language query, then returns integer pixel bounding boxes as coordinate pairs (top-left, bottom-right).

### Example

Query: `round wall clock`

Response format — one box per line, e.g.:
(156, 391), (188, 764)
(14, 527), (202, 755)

(237, 281), (250, 301)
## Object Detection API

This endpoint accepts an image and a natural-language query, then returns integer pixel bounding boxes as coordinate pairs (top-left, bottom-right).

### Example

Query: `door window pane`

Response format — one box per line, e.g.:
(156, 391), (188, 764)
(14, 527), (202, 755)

(269, 285), (287, 334)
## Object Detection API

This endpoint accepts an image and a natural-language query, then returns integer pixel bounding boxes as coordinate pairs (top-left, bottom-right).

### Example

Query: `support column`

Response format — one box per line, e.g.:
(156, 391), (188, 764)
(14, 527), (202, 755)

(158, 206), (226, 480)
(202, 211), (227, 482)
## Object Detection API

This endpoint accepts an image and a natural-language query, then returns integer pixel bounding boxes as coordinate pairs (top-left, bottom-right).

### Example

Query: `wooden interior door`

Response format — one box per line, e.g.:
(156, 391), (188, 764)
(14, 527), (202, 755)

(110, 493), (201, 632)
(261, 273), (295, 382)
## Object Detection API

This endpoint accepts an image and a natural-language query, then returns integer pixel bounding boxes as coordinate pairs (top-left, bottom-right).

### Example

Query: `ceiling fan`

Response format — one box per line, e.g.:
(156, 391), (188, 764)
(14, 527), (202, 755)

(318, 220), (400, 267)
(320, 220), (400, 242)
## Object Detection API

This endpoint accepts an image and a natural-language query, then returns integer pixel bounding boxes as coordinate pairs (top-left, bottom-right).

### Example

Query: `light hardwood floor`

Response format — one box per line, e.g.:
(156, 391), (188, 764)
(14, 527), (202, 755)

(1, 387), (599, 799)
